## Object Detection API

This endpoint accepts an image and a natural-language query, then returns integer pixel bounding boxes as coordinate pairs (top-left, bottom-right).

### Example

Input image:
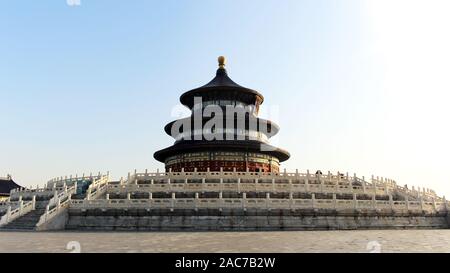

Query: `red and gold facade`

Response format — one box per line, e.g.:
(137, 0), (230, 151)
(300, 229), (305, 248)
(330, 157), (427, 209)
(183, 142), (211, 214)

(164, 151), (280, 173)
(154, 57), (289, 173)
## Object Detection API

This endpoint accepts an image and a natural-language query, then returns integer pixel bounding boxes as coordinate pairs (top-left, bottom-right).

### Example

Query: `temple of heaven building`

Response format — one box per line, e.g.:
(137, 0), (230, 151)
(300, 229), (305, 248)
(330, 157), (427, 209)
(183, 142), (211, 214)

(1, 56), (449, 232)
(154, 56), (290, 173)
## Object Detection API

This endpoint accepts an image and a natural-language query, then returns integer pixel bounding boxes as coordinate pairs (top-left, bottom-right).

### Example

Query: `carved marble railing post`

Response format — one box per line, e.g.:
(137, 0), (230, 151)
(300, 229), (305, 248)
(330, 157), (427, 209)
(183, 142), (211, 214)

(443, 196), (448, 212)
(86, 188), (91, 200)
(389, 194), (394, 211)
(6, 206), (11, 222)
(306, 169), (310, 185)
(320, 176), (325, 193)
(171, 192), (175, 211)
(336, 173), (340, 192)
(332, 193), (337, 209)
(19, 200), (24, 216)
(32, 195), (36, 210)
(218, 190), (223, 202)
(289, 192), (293, 209)
(373, 177), (377, 195)
(349, 173), (355, 194)
(194, 192), (199, 211)
(362, 176), (366, 193)
(44, 205), (50, 222)
(384, 178), (389, 195)
(166, 178), (172, 192)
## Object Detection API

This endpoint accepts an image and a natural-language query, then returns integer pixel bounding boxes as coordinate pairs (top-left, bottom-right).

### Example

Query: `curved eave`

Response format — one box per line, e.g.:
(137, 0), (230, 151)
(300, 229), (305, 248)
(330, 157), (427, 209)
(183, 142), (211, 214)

(163, 116), (280, 137)
(153, 140), (290, 163)
(179, 68), (264, 108)
(0, 179), (22, 195)
(180, 86), (264, 109)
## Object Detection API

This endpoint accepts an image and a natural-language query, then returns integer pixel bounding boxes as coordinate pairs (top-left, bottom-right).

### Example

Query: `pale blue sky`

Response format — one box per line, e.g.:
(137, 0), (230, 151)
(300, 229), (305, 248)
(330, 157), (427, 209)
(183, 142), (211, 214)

(1, 1), (450, 197)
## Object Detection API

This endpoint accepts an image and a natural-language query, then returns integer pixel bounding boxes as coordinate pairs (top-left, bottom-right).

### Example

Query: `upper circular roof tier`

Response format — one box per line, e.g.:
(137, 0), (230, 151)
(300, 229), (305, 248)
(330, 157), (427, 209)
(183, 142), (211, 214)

(180, 63), (264, 109)
(163, 116), (280, 138)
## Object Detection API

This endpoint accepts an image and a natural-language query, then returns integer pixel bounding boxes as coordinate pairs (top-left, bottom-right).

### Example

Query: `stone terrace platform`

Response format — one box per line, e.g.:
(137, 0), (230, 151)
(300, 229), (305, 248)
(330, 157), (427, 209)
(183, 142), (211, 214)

(1, 170), (449, 231)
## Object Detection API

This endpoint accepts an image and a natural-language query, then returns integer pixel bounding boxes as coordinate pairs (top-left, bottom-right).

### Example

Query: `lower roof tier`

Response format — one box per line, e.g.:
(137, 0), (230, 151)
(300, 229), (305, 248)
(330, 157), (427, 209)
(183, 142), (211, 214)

(153, 140), (290, 163)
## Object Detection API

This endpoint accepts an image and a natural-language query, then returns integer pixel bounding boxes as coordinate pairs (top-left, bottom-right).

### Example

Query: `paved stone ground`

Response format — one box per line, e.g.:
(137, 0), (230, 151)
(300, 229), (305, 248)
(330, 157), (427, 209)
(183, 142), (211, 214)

(0, 230), (449, 253)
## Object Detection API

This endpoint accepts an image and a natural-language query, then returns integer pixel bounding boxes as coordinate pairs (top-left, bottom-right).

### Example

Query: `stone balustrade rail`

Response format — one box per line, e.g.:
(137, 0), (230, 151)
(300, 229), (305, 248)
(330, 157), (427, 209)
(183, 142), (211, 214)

(46, 172), (109, 188)
(35, 185), (77, 229)
(70, 196), (448, 214)
(85, 175), (109, 200)
(0, 197), (36, 227)
(118, 170), (441, 202)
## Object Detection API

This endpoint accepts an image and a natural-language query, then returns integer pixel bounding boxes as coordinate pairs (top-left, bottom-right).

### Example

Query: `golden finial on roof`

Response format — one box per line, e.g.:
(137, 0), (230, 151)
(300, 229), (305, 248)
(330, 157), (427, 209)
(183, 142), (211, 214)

(218, 56), (226, 69)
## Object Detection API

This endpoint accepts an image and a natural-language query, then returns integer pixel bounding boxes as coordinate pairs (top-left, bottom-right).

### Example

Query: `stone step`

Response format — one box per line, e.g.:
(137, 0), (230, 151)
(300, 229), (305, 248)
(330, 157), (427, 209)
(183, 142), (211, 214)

(5, 224), (37, 228)
(2, 225), (34, 230)
(0, 200), (51, 230)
